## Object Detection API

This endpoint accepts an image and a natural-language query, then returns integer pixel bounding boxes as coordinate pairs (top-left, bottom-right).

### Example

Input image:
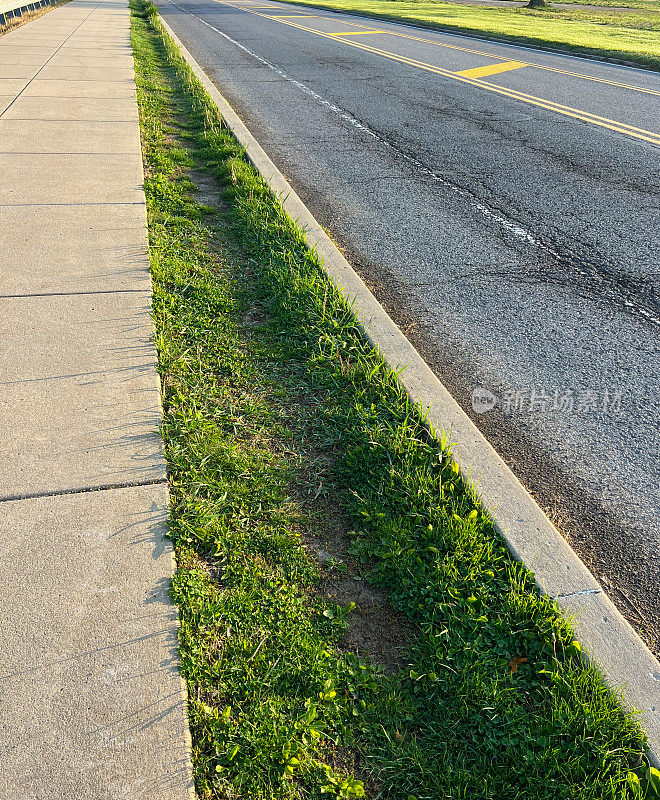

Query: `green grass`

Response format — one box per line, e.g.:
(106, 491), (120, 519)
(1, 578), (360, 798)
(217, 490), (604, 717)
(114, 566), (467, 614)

(131, 1), (658, 797)
(276, 0), (660, 69)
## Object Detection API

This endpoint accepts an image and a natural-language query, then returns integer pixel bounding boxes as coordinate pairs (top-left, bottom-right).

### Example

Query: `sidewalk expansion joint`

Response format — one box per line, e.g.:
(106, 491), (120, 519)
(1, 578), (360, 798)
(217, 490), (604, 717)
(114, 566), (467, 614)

(0, 202), (146, 207)
(1, 289), (149, 298)
(0, 478), (168, 504)
(3, 118), (137, 122)
(18, 78), (136, 84)
(0, 151), (140, 155)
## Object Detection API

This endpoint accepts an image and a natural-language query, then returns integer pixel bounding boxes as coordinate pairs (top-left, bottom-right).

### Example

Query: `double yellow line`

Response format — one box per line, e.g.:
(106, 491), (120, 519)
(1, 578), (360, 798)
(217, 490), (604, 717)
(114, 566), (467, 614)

(211, 0), (660, 145)
(313, 14), (660, 98)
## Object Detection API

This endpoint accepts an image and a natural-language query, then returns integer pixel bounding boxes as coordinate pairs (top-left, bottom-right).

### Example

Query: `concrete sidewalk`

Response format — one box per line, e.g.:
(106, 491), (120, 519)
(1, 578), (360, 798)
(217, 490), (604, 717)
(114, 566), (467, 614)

(0, 1), (194, 797)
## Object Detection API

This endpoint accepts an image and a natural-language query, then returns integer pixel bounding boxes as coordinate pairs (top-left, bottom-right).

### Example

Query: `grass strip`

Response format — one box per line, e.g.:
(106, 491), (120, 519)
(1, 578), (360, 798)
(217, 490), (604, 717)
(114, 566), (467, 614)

(131, 1), (657, 797)
(275, 0), (660, 70)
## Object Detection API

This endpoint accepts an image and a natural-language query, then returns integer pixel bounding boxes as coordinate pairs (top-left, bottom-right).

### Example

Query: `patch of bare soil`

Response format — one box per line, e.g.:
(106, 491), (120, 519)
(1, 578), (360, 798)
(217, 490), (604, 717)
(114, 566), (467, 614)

(241, 303), (269, 330)
(304, 497), (412, 674)
(189, 169), (228, 211)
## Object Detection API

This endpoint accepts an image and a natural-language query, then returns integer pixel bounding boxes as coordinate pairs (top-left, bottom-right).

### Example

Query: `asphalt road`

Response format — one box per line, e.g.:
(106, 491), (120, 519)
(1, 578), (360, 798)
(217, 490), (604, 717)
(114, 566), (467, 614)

(155, 0), (660, 650)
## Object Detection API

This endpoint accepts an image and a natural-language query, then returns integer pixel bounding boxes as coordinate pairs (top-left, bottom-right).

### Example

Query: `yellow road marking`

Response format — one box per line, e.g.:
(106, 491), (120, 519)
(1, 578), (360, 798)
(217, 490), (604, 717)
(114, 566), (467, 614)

(267, 13), (319, 16)
(328, 19), (660, 96)
(456, 60), (527, 78)
(281, 17), (660, 143)
(298, 14), (660, 96)
(326, 29), (386, 36)
(211, 0), (660, 144)
(339, 9), (653, 96)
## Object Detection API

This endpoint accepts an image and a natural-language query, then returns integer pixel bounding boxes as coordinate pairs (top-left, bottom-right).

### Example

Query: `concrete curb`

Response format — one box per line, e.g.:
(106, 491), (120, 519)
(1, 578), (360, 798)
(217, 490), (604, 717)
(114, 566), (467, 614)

(157, 12), (660, 765)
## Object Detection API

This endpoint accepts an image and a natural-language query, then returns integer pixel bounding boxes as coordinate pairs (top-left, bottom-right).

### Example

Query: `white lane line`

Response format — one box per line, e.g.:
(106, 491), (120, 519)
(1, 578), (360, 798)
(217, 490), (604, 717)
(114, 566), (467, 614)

(163, 0), (541, 245)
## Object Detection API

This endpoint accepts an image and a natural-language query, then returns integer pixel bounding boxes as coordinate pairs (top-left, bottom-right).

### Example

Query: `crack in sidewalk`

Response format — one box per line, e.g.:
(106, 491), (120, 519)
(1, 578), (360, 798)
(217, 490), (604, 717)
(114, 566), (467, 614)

(1, 289), (148, 298)
(0, 477), (167, 504)
(555, 588), (602, 599)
